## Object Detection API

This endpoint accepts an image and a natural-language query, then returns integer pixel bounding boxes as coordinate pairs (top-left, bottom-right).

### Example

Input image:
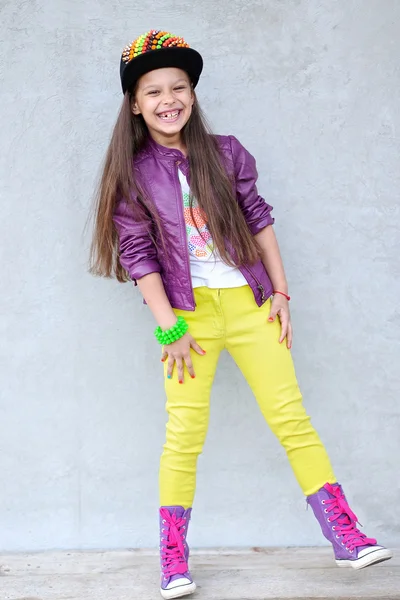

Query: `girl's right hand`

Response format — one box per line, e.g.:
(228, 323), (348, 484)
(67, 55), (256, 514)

(161, 332), (206, 383)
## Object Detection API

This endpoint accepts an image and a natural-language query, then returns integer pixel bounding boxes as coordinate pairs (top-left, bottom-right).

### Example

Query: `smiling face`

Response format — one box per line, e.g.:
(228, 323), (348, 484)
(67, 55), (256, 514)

(132, 67), (194, 148)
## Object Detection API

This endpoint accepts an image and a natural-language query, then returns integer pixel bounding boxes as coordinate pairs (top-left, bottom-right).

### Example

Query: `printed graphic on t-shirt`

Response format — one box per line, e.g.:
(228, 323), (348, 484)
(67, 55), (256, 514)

(183, 190), (214, 259)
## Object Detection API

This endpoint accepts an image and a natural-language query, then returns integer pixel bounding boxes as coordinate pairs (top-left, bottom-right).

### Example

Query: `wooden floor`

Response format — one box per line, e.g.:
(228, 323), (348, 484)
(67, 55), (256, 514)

(0, 547), (398, 600)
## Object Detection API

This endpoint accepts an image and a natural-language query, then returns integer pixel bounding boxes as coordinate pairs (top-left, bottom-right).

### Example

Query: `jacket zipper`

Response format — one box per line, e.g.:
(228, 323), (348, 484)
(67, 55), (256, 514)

(240, 264), (266, 303)
(226, 238), (267, 305)
(174, 161), (196, 310)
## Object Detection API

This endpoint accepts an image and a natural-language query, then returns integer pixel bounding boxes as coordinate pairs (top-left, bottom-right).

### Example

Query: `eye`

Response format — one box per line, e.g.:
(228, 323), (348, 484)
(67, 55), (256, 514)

(174, 86), (186, 91)
(147, 90), (159, 96)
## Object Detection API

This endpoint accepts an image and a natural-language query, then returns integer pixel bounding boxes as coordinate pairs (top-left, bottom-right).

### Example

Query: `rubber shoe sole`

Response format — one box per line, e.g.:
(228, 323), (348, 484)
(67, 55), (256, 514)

(160, 580), (196, 599)
(336, 547), (393, 570)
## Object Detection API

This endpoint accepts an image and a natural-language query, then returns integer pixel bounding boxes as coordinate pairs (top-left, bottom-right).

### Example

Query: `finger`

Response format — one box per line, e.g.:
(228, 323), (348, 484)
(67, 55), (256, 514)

(279, 314), (289, 344)
(161, 348), (168, 363)
(287, 322), (293, 349)
(190, 339), (206, 356)
(176, 357), (184, 384)
(166, 356), (175, 380)
(184, 354), (196, 379)
(268, 309), (278, 323)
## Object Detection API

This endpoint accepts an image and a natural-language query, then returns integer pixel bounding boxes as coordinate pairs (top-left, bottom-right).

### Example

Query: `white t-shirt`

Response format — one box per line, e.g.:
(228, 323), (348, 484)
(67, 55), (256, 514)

(178, 169), (247, 289)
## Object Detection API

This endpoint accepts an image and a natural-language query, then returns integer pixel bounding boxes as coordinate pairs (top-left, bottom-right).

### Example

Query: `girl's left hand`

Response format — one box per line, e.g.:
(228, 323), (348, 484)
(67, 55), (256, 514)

(268, 295), (293, 349)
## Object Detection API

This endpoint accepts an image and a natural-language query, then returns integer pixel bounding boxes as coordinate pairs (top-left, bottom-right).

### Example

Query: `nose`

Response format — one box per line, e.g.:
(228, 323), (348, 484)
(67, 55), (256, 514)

(161, 90), (175, 105)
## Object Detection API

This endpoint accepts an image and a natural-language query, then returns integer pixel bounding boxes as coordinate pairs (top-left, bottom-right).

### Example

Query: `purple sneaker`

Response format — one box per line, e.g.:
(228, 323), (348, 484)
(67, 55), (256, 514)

(307, 483), (392, 569)
(159, 506), (196, 599)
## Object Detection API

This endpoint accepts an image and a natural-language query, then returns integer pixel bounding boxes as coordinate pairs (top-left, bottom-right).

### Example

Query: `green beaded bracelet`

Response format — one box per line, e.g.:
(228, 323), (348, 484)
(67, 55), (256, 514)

(154, 316), (189, 345)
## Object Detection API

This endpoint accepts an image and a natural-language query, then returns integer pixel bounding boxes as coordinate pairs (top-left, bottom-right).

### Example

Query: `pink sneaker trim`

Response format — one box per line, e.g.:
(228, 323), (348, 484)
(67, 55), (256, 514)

(323, 483), (377, 551)
(160, 508), (189, 578)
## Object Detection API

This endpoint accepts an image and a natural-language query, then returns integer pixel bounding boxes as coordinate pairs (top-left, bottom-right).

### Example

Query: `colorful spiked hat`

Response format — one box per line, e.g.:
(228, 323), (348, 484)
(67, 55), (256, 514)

(120, 30), (203, 94)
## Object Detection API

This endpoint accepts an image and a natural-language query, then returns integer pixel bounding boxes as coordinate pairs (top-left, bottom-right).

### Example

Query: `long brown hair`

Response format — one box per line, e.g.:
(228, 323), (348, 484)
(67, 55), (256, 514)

(89, 89), (260, 281)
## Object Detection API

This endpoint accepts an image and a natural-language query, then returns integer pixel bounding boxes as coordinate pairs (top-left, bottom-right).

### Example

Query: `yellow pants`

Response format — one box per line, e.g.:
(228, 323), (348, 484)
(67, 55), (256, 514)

(160, 286), (336, 508)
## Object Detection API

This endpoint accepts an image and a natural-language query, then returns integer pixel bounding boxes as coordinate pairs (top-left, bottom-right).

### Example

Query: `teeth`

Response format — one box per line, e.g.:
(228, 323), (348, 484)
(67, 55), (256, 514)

(159, 111), (179, 119)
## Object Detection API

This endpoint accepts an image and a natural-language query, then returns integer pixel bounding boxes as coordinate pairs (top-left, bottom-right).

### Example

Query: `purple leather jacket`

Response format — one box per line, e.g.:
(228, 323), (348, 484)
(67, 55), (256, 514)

(113, 135), (274, 311)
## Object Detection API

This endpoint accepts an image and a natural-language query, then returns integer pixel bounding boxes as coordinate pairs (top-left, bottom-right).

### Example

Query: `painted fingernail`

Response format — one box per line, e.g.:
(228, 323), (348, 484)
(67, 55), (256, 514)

(202, 350), (207, 354)
(167, 375), (172, 379)
(179, 380), (183, 384)
(161, 358), (165, 362)
(191, 375), (196, 379)
(268, 317), (274, 322)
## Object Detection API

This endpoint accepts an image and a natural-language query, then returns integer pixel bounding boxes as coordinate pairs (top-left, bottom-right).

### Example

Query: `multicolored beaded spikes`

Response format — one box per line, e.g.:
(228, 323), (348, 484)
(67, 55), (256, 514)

(122, 30), (190, 64)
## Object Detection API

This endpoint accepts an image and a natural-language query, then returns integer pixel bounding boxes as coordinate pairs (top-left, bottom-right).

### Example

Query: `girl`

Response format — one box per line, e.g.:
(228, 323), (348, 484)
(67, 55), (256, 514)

(90, 30), (392, 600)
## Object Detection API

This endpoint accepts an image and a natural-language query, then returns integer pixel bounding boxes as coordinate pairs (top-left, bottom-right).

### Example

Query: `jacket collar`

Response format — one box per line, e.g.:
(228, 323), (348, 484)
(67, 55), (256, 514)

(145, 136), (187, 161)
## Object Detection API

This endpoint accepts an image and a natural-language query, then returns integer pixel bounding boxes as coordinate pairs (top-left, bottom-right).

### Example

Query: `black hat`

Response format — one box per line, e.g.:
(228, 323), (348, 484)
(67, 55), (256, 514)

(120, 30), (203, 94)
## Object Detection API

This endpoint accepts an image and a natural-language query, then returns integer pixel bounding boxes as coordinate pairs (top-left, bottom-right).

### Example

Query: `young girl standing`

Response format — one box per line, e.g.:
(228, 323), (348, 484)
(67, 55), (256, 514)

(90, 30), (392, 599)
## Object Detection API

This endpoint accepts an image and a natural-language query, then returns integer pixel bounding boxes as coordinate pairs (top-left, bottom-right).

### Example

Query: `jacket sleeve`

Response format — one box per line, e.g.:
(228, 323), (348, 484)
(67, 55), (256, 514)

(229, 135), (274, 235)
(113, 195), (161, 283)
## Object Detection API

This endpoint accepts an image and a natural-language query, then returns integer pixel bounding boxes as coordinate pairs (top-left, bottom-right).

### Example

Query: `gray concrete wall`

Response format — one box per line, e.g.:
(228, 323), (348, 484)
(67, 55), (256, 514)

(1, 0), (399, 552)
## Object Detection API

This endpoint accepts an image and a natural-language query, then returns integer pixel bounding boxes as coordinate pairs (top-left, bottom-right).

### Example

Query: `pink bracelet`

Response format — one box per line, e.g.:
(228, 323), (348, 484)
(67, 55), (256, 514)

(273, 290), (291, 301)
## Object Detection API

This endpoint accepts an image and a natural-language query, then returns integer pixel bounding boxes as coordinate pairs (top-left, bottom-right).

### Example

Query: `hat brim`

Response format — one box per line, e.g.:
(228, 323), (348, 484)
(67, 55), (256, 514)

(120, 47), (203, 94)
